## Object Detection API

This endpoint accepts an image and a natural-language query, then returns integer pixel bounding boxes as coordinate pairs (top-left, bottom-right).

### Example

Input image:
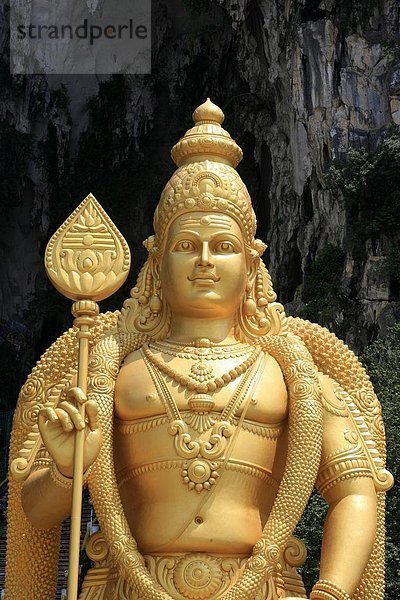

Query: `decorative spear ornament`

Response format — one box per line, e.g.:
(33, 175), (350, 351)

(45, 193), (131, 600)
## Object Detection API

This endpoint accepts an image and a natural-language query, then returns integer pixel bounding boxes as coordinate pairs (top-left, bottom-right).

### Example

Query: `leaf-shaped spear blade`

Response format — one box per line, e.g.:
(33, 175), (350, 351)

(45, 193), (130, 301)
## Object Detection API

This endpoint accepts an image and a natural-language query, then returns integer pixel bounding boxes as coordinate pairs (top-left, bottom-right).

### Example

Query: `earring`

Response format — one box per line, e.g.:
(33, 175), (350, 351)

(243, 286), (257, 316)
(149, 293), (162, 316)
(149, 280), (162, 316)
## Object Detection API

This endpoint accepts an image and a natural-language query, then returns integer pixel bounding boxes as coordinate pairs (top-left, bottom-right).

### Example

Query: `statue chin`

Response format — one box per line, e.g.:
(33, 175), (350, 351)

(5, 99), (391, 600)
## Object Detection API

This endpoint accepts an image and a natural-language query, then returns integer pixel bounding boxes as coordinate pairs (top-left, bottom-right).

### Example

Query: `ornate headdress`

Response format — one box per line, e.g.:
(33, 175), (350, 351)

(119, 99), (286, 339)
(153, 99), (257, 247)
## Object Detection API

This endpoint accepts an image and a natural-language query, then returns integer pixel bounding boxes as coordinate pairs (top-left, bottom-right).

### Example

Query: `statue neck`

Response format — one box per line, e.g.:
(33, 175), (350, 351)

(168, 315), (237, 345)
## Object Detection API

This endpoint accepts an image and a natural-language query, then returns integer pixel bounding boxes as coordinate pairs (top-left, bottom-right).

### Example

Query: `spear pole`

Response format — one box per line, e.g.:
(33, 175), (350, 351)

(67, 299), (98, 598)
(44, 193), (131, 600)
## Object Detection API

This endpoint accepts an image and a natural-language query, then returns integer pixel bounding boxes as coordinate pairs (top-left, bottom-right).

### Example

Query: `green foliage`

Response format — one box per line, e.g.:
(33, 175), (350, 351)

(379, 38), (400, 58)
(385, 247), (400, 282)
(361, 325), (400, 599)
(0, 122), (34, 212)
(295, 491), (329, 594)
(302, 245), (345, 324)
(327, 132), (400, 240)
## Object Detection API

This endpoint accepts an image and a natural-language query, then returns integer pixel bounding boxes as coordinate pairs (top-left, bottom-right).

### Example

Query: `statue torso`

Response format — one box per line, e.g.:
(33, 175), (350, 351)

(114, 344), (288, 556)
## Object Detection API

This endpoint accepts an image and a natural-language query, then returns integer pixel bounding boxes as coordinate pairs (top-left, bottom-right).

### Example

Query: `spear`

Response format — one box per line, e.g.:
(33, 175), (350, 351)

(45, 194), (131, 600)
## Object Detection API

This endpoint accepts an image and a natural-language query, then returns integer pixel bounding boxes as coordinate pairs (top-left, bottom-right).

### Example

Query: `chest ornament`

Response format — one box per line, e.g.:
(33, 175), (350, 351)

(143, 341), (259, 393)
(141, 342), (265, 492)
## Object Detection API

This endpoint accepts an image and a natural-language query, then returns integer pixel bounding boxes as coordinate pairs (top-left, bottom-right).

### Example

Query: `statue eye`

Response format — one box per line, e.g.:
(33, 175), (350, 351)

(214, 241), (235, 253)
(174, 240), (195, 252)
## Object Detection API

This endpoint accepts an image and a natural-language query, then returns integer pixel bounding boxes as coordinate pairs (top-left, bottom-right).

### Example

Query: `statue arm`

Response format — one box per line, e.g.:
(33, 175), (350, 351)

(21, 388), (102, 529)
(21, 461), (74, 529)
(314, 374), (377, 597)
(21, 453), (94, 529)
(318, 478), (376, 594)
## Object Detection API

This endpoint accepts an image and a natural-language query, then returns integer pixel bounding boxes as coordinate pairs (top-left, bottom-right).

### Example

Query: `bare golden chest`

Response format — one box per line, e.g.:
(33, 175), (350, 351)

(114, 347), (288, 426)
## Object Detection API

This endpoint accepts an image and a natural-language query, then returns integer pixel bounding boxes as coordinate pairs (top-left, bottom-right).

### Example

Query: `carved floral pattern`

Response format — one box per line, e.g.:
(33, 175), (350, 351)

(45, 194), (130, 302)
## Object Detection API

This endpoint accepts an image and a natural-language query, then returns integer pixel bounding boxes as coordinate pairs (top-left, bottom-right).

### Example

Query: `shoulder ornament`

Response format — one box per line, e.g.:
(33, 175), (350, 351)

(318, 373), (348, 417)
(287, 317), (393, 494)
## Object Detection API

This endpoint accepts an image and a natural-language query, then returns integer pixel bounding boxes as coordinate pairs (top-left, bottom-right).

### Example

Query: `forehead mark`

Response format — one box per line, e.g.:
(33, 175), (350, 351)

(178, 215), (232, 230)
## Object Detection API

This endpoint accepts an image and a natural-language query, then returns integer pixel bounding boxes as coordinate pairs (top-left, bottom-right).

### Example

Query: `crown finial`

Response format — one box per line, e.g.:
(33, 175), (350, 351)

(192, 98), (225, 125)
(171, 99), (242, 167)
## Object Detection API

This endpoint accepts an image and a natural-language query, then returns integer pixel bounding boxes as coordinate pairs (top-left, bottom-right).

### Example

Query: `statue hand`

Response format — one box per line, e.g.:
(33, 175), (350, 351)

(38, 387), (102, 478)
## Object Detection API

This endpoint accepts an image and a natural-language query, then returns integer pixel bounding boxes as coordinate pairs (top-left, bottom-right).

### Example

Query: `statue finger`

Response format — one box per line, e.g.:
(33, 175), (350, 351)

(85, 400), (100, 431)
(38, 406), (58, 429)
(54, 408), (73, 432)
(66, 386), (87, 405)
(58, 400), (85, 430)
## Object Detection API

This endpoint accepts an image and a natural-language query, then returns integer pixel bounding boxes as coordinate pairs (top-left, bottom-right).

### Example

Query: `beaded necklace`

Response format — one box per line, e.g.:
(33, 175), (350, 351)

(141, 348), (264, 492)
(142, 342), (259, 395)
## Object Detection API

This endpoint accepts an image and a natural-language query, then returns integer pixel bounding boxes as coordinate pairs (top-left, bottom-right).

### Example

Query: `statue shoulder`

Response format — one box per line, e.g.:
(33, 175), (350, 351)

(317, 372), (349, 417)
(120, 346), (145, 368)
(286, 317), (393, 494)
(261, 351), (287, 397)
(116, 347), (147, 390)
(286, 316), (367, 391)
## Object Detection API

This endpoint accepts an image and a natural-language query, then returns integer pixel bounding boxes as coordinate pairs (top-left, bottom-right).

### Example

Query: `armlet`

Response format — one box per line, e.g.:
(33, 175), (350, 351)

(316, 431), (372, 498)
(318, 374), (393, 492)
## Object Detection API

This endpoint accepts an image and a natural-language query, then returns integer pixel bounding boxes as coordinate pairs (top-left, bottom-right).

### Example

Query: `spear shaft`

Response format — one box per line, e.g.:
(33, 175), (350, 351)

(67, 303), (98, 600)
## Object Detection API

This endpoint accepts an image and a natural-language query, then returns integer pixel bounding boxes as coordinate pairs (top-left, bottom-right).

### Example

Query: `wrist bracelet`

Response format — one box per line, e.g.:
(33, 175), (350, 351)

(310, 579), (351, 600)
(49, 461), (92, 489)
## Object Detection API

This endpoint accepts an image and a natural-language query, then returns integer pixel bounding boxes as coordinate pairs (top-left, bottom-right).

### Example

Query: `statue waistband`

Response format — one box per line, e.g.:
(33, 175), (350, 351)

(143, 552), (275, 600)
(82, 533), (307, 599)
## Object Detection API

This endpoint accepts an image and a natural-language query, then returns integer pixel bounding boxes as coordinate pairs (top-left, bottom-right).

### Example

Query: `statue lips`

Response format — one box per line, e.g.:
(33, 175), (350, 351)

(187, 272), (220, 286)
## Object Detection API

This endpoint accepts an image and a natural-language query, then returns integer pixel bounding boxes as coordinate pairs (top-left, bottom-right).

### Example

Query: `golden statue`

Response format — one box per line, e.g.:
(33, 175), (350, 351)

(5, 99), (393, 600)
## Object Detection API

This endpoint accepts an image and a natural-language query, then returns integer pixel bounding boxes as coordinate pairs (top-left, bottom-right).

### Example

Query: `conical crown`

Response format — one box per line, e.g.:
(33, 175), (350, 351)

(171, 98), (243, 167)
(153, 99), (257, 247)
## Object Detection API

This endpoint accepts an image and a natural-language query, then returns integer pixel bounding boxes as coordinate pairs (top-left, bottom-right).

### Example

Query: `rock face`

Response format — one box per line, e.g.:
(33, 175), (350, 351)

(1, 0), (400, 385)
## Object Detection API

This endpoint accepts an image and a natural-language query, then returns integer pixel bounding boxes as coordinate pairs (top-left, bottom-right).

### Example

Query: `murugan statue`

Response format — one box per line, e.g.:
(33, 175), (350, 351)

(5, 100), (393, 600)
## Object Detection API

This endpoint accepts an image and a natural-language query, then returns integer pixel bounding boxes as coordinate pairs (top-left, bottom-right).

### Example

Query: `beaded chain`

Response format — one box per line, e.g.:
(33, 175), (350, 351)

(310, 580), (351, 600)
(142, 342), (260, 394)
(149, 339), (252, 361)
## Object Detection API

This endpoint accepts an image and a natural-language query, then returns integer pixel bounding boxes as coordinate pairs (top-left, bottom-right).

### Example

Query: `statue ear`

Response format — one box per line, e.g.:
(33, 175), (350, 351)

(151, 255), (161, 280)
(247, 251), (259, 289)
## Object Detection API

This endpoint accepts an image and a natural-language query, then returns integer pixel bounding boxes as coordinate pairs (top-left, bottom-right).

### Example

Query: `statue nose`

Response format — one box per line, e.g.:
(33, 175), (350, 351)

(196, 241), (213, 267)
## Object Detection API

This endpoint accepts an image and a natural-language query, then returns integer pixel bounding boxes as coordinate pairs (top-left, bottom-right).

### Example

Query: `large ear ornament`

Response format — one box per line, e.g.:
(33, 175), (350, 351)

(236, 260), (287, 341)
(118, 255), (170, 338)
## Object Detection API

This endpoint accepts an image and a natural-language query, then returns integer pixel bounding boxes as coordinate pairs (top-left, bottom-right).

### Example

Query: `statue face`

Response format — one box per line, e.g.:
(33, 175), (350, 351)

(160, 212), (248, 319)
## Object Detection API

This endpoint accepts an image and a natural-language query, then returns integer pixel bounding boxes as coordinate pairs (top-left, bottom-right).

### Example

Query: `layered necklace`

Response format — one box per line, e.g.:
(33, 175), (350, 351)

(143, 340), (258, 394)
(149, 338), (252, 360)
(141, 339), (263, 492)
